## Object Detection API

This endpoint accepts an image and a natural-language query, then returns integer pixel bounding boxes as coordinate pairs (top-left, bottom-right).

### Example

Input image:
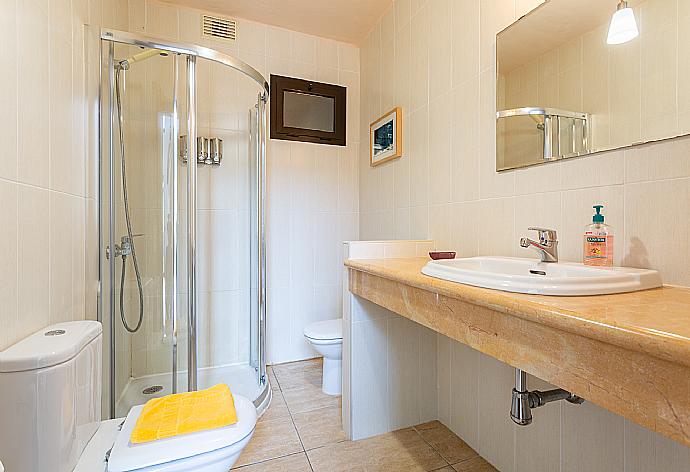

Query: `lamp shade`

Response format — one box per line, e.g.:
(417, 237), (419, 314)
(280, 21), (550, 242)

(607, 6), (639, 44)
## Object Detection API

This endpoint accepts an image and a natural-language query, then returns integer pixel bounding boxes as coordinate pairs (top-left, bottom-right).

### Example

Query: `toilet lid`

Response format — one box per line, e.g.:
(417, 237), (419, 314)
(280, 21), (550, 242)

(304, 319), (342, 340)
(107, 394), (257, 472)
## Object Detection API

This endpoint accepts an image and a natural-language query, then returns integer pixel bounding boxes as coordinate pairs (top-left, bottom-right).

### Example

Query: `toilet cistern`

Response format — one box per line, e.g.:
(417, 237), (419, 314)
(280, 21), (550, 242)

(519, 227), (559, 263)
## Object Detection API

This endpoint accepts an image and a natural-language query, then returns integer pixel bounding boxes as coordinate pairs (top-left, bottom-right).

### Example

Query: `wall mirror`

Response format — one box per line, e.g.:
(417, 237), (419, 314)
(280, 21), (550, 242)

(496, 0), (690, 171)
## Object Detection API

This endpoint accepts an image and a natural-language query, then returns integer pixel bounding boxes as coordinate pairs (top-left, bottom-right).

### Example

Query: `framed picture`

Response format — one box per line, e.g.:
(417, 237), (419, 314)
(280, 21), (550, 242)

(370, 107), (402, 166)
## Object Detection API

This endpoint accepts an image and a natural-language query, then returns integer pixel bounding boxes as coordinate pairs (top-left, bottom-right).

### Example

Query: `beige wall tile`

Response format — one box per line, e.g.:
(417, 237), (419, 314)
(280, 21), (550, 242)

(0, 181), (18, 350)
(562, 402), (624, 472)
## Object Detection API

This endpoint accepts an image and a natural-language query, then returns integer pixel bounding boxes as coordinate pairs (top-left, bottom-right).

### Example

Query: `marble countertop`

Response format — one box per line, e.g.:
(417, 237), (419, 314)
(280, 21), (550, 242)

(345, 257), (690, 367)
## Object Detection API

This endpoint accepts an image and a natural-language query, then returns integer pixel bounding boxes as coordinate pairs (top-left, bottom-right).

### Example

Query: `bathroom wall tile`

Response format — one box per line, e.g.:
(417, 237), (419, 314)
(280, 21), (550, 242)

(562, 401), (624, 472)
(314, 212), (339, 286)
(418, 325), (438, 423)
(351, 318), (390, 439)
(429, 93), (452, 204)
(387, 317), (421, 429)
(449, 201), (479, 257)
(291, 31), (317, 65)
(428, 204), (451, 250)
(267, 286), (291, 363)
(49, 193), (74, 325)
(436, 334), (451, 425)
(351, 295), (393, 324)
(624, 419), (690, 472)
(559, 149), (625, 190)
(409, 107), (429, 206)
(409, 3), (429, 111)
(17, 0), (50, 188)
(145, 0), (178, 39)
(476, 352), (515, 472)
(514, 161), (561, 196)
(395, 0), (411, 31)
(394, 129), (411, 210)
(451, 0), (480, 88)
(0, 2), (18, 181)
(625, 178), (690, 286)
(479, 0), (515, 72)
(479, 68), (515, 199)
(392, 207), (411, 239)
(17, 185), (50, 341)
(449, 341), (479, 450)
(450, 77), (481, 203)
(339, 43), (360, 73)
(0, 181), (18, 350)
(236, 18), (267, 56)
(394, 25), (411, 113)
(625, 135), (690, 183)
(428, 0), (451, 102)
(410, 205), (429, 240)
(477, 198), (515, 256)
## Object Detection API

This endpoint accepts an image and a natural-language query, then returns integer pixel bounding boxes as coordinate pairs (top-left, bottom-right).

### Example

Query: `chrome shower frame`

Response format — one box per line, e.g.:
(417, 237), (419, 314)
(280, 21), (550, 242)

(99, 29), (269, 418)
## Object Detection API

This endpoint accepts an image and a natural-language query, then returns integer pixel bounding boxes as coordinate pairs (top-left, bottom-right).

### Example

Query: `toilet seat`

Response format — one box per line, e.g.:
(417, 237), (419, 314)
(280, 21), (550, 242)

(107, 395), (257, 472)
(304, 319), (342, 342)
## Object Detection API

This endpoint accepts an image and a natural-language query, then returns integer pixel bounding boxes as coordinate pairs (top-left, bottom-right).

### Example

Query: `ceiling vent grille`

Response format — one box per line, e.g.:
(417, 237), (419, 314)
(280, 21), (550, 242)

(202, 15), (236, 42)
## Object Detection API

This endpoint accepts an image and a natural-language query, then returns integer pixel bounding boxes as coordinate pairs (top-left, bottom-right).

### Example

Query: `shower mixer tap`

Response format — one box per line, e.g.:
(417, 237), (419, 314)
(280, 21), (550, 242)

(106, 234), (144, 259)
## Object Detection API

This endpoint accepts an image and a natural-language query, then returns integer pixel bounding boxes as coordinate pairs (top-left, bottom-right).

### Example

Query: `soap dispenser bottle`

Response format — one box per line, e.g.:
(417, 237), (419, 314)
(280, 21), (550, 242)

(583, 205), (614, 267)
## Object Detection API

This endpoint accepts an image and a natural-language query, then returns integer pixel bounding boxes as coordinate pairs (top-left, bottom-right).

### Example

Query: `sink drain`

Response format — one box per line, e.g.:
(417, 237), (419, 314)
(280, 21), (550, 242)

(142, 385), (164, 395)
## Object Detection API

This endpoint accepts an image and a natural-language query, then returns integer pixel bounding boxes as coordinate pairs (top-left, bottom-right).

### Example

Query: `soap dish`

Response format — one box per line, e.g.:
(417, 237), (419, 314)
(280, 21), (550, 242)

(429, 251), (456, 260)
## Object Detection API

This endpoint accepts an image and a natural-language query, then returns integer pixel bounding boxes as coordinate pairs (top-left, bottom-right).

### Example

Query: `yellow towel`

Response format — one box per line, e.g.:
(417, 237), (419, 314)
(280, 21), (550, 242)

(130, 384), (238, 444)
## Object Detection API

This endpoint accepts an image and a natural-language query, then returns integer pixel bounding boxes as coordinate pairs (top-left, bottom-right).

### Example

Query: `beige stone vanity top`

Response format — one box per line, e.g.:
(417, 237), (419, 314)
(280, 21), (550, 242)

(345, 257), (690, 367)
(346, 256), (690, 446)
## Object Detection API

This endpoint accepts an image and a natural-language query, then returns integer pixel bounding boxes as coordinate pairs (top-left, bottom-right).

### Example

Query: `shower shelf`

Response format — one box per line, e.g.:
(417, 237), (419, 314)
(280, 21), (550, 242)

(497, 106), (591, 160)
(179, 135), (224, 165)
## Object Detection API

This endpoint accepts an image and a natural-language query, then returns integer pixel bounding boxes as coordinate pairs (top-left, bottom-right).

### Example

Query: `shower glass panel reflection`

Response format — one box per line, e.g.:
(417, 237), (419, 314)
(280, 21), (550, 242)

(99, 31), (269, 418)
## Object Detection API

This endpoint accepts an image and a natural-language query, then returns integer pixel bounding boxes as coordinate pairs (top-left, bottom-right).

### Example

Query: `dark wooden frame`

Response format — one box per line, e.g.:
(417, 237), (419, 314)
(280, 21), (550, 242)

(270, 74), (347, 146)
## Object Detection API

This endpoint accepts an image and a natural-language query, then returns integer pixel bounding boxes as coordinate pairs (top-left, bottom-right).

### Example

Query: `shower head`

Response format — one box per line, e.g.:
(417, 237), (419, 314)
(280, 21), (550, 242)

(117, 48), (169, 70)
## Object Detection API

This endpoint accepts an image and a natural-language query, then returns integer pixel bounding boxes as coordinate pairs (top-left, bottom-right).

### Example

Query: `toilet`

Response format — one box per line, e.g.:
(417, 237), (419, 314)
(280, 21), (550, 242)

(304, 319), (343, 395)
(0, 321), (257, 472)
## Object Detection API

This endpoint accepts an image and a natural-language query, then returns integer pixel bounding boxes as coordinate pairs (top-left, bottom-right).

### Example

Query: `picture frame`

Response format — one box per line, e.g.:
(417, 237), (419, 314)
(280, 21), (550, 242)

(370, 107), (402, 166)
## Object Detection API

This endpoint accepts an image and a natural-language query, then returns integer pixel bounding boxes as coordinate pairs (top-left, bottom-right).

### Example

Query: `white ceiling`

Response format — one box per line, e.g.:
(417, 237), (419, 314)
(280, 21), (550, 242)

(162, 0), (393, 45)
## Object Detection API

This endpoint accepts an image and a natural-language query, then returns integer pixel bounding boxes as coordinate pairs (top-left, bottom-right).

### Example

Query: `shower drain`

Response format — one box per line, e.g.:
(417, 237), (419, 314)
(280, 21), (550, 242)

(142, 385), (164, 395)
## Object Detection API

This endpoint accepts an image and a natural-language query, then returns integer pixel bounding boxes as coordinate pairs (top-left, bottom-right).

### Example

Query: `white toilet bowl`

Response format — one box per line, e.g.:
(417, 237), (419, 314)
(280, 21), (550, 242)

(304, 319), (343, 395)
(0, 321), (258, 472)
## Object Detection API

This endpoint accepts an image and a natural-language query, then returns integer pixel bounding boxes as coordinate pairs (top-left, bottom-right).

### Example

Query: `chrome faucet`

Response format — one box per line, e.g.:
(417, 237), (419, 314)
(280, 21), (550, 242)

(520, 227), (558, 263)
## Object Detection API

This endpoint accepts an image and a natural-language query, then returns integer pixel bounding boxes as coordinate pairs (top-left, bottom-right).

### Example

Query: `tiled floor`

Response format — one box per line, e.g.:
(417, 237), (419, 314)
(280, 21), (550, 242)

(232, 358), (497, 472)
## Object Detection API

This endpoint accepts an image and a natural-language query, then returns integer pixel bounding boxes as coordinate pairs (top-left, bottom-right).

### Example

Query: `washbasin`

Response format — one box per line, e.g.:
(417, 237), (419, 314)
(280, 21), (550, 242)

(421, 256), (662, 296)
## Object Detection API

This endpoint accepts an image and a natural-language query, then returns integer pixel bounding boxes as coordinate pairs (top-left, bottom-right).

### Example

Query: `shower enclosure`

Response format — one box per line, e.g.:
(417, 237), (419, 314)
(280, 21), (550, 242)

(98, 29), (269, 418)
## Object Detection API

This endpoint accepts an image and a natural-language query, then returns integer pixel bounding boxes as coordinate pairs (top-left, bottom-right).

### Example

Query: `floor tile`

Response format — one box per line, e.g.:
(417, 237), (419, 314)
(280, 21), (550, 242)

(267, 366), (281, 392)
(272, 358), (323, 391)
(232, 452), (312, 471)
(452, 456), (498, 471)
(307, 427), (448, 472)
(415, 421), (479, 464)
(292, 404), (347, 450)
(234, 416), (303, 467)
(259, 391), (291, 423)
(282, 382), (341, 414)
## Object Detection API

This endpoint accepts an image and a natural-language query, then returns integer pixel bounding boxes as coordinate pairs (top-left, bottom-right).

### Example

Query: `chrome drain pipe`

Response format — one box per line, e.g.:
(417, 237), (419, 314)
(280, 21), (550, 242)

(510, 369), (584, 426)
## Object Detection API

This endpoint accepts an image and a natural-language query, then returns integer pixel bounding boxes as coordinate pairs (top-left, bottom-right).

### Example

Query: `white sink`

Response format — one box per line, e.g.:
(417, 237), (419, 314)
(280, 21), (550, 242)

(421, 256), (662, 296)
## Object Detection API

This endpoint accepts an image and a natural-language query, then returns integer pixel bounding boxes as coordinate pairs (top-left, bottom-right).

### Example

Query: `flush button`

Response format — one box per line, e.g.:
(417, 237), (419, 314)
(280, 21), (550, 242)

(44, 329), (66, 336)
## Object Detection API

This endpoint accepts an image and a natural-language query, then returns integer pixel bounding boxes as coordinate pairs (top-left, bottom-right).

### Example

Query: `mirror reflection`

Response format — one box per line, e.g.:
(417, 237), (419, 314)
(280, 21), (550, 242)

(496, 0), (690, 171)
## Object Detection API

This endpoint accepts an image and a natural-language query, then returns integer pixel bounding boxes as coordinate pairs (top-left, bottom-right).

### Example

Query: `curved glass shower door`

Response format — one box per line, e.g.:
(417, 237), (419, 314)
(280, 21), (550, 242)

(99, 31), (269, 419)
